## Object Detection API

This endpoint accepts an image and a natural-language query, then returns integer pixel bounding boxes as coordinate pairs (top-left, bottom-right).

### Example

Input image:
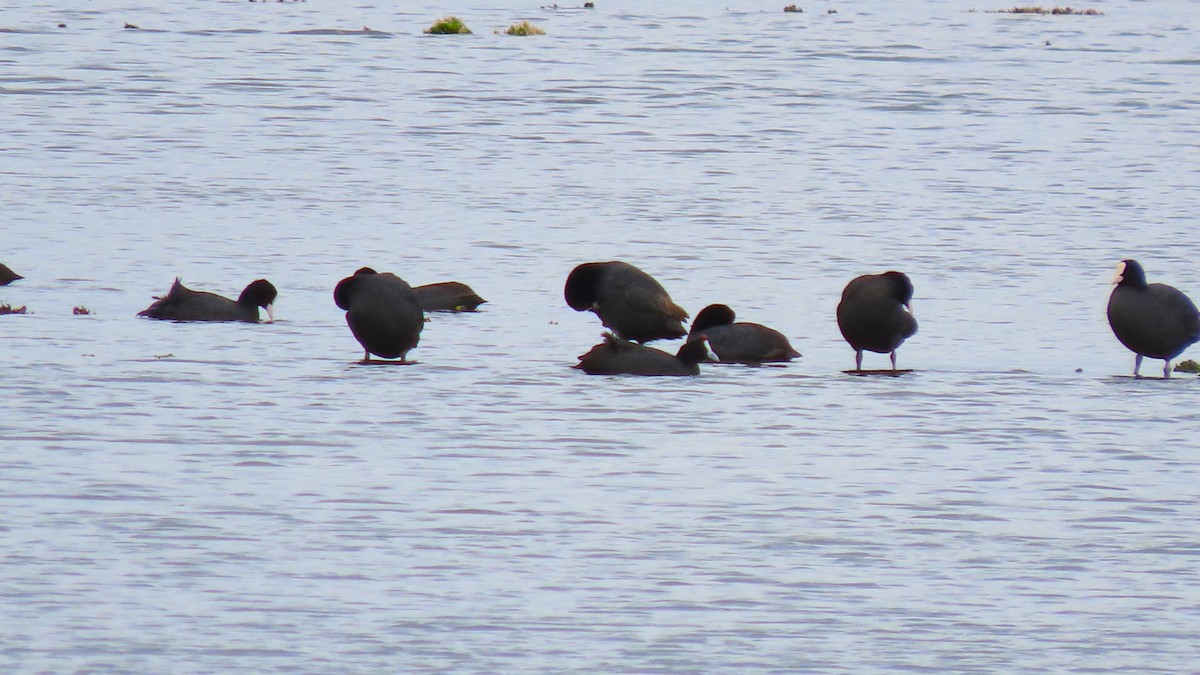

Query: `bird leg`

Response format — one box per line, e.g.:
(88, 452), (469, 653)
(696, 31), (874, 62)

(1133, 353), (1142, 378)
(855, 349), (863, 371)
(1164, 360), (1172, 379)
(890, 351), (898, 371)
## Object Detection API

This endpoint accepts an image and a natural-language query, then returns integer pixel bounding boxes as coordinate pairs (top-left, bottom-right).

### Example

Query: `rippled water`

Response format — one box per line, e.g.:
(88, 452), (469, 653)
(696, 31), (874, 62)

(4, 0), (1200, 671)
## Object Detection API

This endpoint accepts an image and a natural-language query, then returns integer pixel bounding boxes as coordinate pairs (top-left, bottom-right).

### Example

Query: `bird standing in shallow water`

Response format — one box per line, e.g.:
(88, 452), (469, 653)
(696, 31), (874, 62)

(564, 261), (688, 343)
(1107, 259), (1200, 378)
(138, 278), (276, 322)
(334, 267), (424, 363)
(836, 271), (917, 371)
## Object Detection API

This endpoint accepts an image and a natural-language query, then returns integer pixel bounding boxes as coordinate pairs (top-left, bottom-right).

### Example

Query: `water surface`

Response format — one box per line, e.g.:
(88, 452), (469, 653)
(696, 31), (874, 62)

(4, 1), (1200, 671)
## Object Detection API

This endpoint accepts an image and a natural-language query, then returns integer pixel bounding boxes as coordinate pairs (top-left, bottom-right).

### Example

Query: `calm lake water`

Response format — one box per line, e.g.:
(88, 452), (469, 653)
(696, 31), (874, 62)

(4, 0), (1200, 671)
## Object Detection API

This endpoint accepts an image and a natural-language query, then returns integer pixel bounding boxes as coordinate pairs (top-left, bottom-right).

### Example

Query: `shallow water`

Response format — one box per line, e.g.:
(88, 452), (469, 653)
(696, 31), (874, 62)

(4, 0), (1200, 671)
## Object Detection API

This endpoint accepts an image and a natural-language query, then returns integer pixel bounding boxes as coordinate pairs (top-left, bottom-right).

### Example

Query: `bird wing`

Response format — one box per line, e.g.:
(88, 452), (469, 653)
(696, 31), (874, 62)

(1149, 284), (1200, 342)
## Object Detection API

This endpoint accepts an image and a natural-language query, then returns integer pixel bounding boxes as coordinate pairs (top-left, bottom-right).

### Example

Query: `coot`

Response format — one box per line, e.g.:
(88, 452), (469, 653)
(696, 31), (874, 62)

(687, 304), (800, 364)
(574, 332), (713, 376)
(564, 261), (688, 343)
(334, 267), (424, 362)
(138, 278), (276, 322)
(1107, 259), (1200, 378)
(0, 263), (22, 285)
(836, 271), (917, 370)
(413, 281), (486, 312)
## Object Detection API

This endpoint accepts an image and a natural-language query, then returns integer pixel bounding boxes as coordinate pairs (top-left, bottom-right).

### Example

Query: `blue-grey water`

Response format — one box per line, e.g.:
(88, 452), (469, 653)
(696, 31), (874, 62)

(4, 0), (1200, 671)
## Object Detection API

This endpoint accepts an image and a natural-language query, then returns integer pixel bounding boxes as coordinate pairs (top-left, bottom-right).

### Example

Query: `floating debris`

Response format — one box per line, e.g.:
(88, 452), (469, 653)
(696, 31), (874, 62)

(73, 306), (93, 315)
(502, 20), (546, 36)
(989, 6), (1103, 14)
(784, 4), (803, 12)
(286, 27), (388, 36)
(425, 16), (472, 34)
(1173, 359), (1200, 374)
(0, 304), (28, 315)
(124, 22), (139, 29)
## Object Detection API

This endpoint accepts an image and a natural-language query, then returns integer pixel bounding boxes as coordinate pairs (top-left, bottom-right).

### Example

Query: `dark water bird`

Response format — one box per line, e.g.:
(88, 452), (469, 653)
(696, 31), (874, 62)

(413, 281), (486, 312)
(138, 278), (276, 322)
(1107, 259), (1200, 378)
(334, 267), (424, 362)
(836, 271), (917, 370)
(565, 261), (688, 343)
(0, 263), (22, 285)
(574, 332), (713, 376)
(687, 303), (800, 365)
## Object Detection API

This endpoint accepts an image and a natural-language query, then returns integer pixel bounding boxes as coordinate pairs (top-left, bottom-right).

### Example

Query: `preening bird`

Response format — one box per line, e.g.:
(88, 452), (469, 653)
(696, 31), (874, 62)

(334, 267), (424, 362)
(836, 271), (917, 371)
(564, 261), (688, 343)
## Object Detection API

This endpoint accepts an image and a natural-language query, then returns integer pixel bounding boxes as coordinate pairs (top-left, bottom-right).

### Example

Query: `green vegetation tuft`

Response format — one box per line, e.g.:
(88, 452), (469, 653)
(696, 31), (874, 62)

(425, 16), (472, 35)
(503, 20), (546, 36)
(1173, 359), (1200, 374)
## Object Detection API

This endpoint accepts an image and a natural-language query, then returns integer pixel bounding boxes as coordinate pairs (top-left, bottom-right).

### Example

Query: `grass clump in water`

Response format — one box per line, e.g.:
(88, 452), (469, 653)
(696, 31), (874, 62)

(502, 20), (546, 35)
(1173, 359), (1200, 374)
(783, 4), (803, 12)
(425, 16), (472, 34)
(0, 304), (28, 315)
